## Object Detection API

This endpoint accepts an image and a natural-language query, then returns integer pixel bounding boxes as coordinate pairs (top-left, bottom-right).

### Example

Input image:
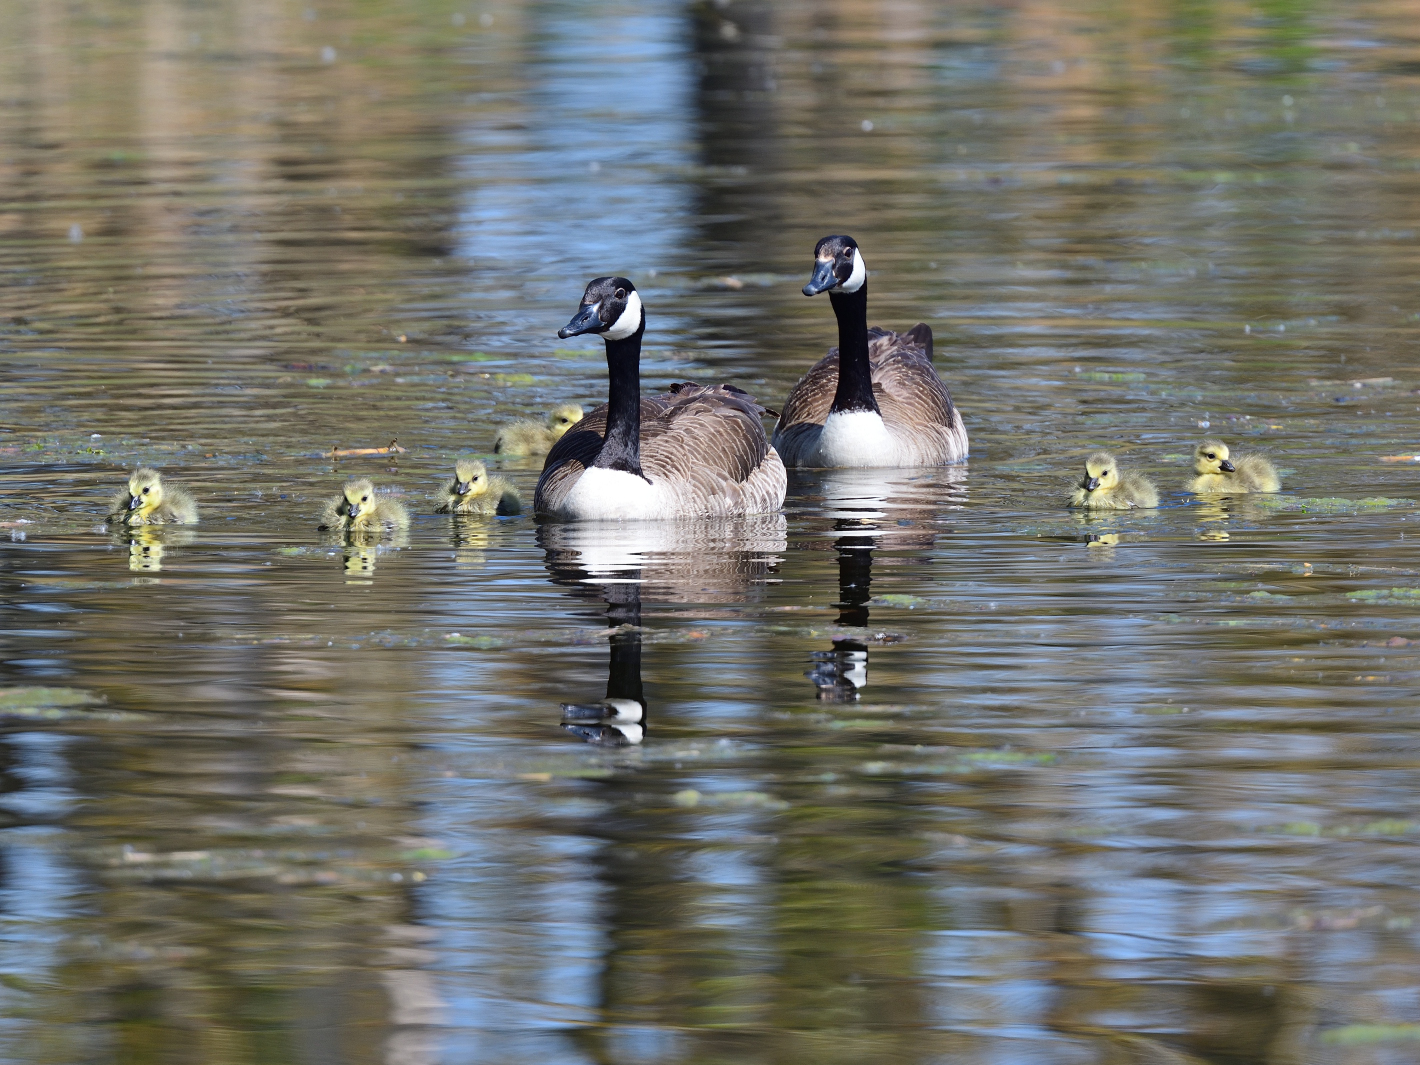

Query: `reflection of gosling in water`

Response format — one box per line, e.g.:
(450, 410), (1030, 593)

(108, 468), (199, 525)
(319, 478), (410, 533)
(434, 459), (522, 516)
(1189, 439), (1280, 494)
(492, 404), (584, 456)
(1068, 451), (1158, 509)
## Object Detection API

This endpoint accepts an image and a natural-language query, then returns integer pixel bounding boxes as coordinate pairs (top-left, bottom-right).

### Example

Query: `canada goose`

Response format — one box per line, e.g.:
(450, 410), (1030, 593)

(773, 235), (968, 467)
(107, 468), (199, 525)
(493, 404), (585, 456)
(434, 459), (522, 516)
(1069, 451), (1159, 509)
(1189, 439), (1280, 493)
(318, 477), (410, 533)
(534, 276), (787, 520)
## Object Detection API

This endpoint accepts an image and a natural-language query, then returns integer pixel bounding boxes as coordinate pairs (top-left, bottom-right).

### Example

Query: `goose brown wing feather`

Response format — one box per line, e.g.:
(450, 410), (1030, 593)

(775, 326), (954, 434)
(868, 332), (956, 432)
(535, 385), (777, 513)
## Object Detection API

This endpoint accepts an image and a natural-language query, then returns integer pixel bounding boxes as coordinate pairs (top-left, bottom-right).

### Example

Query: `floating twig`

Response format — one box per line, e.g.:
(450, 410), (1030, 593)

(326, 438), (407, 458)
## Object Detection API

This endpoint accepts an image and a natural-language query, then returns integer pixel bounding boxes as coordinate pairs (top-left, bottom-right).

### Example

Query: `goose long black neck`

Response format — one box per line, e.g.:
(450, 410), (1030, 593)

(593, 325), (646, 477)
(828, 282), (879, 415)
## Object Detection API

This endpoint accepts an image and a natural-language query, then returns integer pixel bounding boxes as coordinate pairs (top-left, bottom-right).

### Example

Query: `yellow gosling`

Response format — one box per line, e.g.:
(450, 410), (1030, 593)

(1069, 451), (1159, 510)
(434, 458), (522, 516)
(319, 477), (410, 533)
(492, 403), (584, 456)
(1189, 439), (1280, 494)
(107, 467), (199, 525)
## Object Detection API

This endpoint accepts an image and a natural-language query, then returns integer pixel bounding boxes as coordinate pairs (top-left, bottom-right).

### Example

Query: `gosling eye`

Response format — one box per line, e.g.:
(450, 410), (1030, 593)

(142, 487), (151, 494)
(1206, 453), (1216, 460)
(361, 495), (369, 503)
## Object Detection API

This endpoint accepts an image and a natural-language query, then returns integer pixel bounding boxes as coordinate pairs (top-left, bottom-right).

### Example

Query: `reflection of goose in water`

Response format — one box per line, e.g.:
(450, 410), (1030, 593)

(802, 468), (963, 700)
(539, 518), (787, 743)
(116, 525), (196, 573)
(330, 527), (409, 581)
(559, 582), (646, 747)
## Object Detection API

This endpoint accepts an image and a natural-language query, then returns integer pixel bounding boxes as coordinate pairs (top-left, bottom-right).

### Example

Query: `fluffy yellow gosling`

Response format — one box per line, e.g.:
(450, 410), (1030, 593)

(1189, 439), (1280, 493)
(319, 477), (410, 533)
(492, 404), (584, 456)
(107, 468), (199, 526)
(1069, 451), (1158, 510)
(434, 459), (522, 516)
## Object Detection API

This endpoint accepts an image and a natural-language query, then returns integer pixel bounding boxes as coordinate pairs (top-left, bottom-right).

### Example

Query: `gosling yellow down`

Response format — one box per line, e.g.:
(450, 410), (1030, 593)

(1069, 451), (1159, 510)
(434, 459), (522, 516)
(492, 404), (584, 457)
(107, 468), (199, 525)
(1189, 439), (1280, 494)
(319, 478), (410, 533)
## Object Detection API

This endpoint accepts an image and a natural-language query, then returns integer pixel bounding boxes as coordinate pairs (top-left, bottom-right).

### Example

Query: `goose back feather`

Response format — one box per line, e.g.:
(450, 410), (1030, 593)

(773, 325), (967, 467)
(536, 382), (787, 519)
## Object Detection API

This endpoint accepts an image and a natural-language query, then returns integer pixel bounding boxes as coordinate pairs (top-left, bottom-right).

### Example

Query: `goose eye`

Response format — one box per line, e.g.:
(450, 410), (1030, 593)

(614, 288), (626, 300)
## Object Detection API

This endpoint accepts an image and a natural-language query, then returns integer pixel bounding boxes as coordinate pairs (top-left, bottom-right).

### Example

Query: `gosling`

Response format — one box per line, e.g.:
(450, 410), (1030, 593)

(319, 477), (410, 533)
(1189, 439), (1280, 494)
(434, 459), (522, 516)
(492, 403), (584, 456)
(107, 467), (199, 525)
(1069, 451), (1159, 510)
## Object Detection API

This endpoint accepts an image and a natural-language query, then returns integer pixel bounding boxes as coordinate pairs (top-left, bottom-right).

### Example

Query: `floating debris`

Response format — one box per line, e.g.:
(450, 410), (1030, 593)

(325, 439), (408, 458)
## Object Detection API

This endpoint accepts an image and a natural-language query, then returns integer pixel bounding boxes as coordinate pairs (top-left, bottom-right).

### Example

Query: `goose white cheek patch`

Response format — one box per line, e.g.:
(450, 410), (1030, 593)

(604, 291), (643, 340)
(839, 249), (867, 293)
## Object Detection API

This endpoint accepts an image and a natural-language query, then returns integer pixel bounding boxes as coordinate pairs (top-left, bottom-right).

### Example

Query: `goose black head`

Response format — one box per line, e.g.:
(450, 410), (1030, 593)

(557, 277), (643, 341)
(803, 234), (866, 296)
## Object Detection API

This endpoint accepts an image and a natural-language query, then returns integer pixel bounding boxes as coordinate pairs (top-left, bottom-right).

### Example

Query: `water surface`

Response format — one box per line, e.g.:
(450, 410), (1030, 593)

(4, 1), (1420, 1062)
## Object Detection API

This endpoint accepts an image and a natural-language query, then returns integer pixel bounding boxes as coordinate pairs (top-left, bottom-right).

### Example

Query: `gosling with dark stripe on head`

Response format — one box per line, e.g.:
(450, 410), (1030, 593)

(1189, 439), (1280, 494)
(772, 235), (968, 468)
(534, 276), (786, 520)
(1069, 452), (1158, 510)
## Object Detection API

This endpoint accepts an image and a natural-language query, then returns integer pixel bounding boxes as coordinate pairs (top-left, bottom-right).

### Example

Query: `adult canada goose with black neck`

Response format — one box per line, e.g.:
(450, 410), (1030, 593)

(534, 277), (787, 520)
(772, 235), (968, 467)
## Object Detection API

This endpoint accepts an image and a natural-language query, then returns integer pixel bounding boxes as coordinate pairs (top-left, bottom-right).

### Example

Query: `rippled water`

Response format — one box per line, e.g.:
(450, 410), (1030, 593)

(5, 1), (1420, 1061)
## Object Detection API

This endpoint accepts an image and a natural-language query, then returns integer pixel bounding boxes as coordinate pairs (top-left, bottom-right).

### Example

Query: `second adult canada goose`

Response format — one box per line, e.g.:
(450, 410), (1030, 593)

(1190, 439), (1281, 493)
(534, 276), (787, 520)
(1068, 451), (1159, 509)
(772, 235), (968, 467)
(107, 468), (199, 525)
